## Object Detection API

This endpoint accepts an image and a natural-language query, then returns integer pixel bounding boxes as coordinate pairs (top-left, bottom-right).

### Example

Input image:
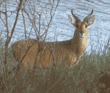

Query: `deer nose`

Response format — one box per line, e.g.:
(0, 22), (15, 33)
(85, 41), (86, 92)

(79, 33), (84, 37)
(81, 30), (84, 34)
(79, 30), (84, 37)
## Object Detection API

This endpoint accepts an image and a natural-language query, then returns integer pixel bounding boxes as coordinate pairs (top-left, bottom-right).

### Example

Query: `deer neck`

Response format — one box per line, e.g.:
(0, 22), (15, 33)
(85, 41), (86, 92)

(72, 29), (88, 56)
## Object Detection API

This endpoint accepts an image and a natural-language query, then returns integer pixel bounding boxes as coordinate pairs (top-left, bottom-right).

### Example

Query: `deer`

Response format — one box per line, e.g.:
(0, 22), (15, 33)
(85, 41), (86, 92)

(12, 9), (95, 73)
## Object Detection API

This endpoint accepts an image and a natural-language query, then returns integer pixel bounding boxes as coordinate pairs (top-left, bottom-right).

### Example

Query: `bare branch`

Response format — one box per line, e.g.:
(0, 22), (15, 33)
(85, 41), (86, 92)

(22, 11), (27, 39)
(8, 0), (23, 44)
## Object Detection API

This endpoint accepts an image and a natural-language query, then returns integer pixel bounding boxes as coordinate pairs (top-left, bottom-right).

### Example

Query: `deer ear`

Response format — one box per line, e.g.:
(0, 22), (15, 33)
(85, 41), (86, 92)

(68, 15), (76, 26)
(87, 15), (95, 26)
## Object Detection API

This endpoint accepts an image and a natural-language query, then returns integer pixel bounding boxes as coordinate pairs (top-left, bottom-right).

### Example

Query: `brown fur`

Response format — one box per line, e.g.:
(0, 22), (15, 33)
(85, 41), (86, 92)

(12, 9), (95, 73)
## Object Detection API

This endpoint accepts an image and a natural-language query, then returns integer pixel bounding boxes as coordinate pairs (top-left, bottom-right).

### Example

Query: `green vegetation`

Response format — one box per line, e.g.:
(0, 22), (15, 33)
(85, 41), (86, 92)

(0, 38), (110, 93)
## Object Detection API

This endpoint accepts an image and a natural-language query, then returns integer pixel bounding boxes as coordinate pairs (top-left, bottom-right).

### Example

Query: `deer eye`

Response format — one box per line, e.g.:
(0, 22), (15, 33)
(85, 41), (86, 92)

(85, 25), (88, 28)
(76, 24), (80, 28)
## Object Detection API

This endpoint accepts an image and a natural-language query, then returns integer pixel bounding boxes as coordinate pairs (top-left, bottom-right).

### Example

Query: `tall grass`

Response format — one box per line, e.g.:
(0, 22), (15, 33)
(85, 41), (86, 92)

(0, 38), (110, 93)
